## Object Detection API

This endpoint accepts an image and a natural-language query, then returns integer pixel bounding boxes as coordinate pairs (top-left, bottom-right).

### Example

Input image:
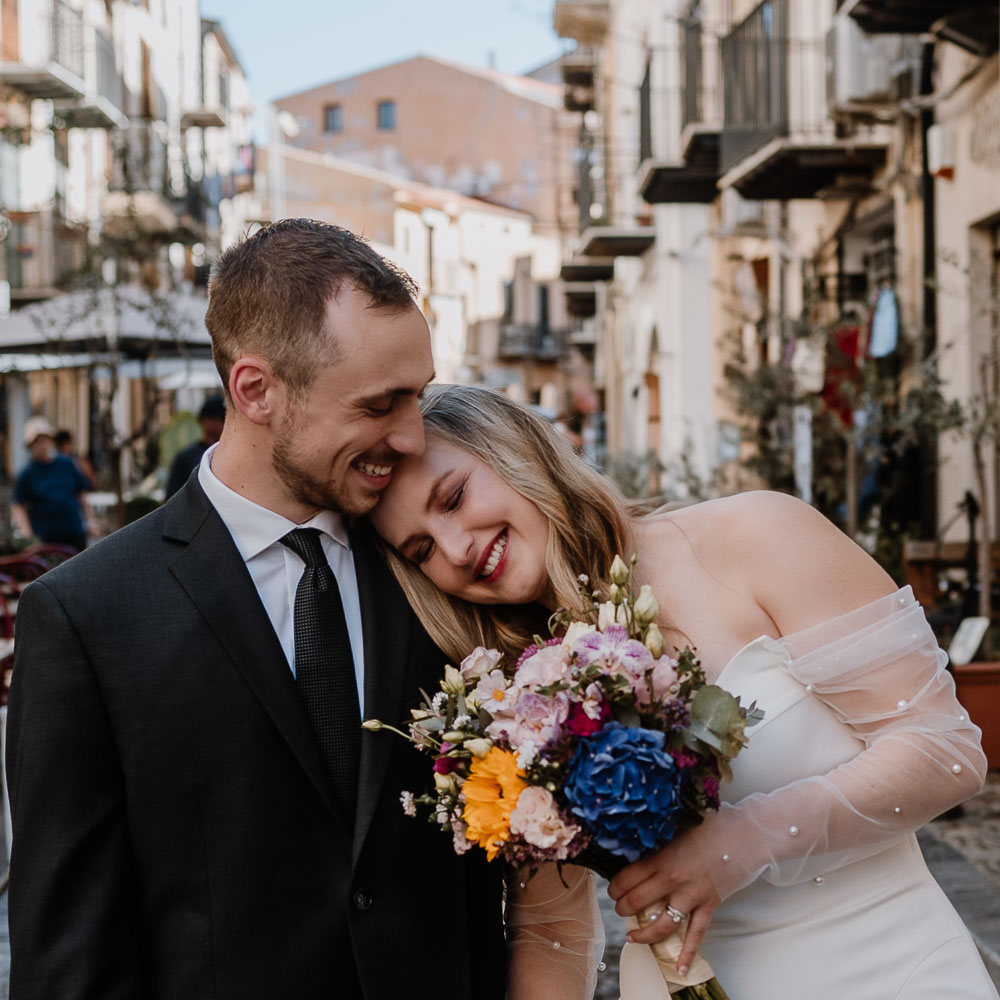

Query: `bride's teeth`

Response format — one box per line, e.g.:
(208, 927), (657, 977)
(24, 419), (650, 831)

(481, 534), (507, 577)
(358, 462), (391, 476)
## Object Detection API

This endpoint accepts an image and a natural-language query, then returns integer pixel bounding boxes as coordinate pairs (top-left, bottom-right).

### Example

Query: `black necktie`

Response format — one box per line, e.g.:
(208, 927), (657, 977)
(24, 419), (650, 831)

(281, 528), (361, 818)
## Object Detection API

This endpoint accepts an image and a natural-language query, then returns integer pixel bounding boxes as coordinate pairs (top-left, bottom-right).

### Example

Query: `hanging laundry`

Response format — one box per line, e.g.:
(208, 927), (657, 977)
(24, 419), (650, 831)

(868, 287), (899, 358)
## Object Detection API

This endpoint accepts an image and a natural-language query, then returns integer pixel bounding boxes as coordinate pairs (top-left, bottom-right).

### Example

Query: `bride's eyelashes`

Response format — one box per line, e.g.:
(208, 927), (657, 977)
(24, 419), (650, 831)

(444, 480), (466, 512)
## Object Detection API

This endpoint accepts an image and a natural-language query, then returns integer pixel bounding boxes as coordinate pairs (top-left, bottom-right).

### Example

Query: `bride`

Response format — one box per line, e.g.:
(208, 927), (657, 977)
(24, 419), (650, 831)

(369, 382), (997, 1000)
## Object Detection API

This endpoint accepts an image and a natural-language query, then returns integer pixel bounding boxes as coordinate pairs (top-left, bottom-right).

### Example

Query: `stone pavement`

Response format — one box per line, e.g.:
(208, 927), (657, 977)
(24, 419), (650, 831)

(0, 777), (995, 999)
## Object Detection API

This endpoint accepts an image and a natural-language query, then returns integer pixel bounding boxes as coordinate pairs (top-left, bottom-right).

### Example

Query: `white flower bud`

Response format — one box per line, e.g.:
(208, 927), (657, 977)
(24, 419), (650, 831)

(442, 665), (465, 696)
(633, 585), (659, 626)
(434, 771), (459, 794)
(441, 731), (467, 743)
(465, 738), (492, 758)
(644, 623), (665, 659)
(609, 554), (630, 586)
(361, 719), (383, 731)
(609, 583), (624, 606)
(597, 600), (627, 631)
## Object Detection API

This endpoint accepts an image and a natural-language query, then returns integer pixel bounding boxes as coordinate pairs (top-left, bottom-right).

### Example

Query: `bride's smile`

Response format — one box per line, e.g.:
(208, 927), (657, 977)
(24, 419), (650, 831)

(371, 436), (552, 606)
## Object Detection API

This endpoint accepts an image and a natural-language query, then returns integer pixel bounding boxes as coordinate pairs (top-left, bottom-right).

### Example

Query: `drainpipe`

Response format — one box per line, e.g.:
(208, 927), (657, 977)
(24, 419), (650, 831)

(919, 41), (939, 541)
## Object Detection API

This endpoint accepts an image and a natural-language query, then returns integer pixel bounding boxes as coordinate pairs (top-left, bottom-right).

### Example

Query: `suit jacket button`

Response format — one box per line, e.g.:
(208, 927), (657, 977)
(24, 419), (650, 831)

(352, 891), (373, 911)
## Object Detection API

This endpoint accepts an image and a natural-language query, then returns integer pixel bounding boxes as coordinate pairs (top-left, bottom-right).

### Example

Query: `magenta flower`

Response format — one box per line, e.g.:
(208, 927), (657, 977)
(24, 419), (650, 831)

(433, 756), (460, 775)
(566, 700), (611, 737)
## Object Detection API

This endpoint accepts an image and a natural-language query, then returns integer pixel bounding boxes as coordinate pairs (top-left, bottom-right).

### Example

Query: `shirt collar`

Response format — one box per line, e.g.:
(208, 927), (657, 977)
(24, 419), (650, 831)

(197, 443), (351, 562)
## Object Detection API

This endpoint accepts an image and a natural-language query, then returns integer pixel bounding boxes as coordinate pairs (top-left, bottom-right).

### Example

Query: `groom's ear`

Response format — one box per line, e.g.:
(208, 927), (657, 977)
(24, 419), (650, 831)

(229, 356), (282, 426)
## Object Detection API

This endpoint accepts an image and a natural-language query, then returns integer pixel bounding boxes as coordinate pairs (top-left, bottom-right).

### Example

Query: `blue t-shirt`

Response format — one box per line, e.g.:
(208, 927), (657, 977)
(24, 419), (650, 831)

(14, 453), (89, 544)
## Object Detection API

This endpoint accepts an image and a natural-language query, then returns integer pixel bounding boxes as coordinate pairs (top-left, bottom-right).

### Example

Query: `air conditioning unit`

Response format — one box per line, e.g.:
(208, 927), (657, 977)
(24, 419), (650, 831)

(826, 14), (895, 111)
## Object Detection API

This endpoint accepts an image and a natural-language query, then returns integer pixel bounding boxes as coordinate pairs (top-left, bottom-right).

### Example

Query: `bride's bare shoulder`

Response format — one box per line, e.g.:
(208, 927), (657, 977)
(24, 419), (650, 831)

(637, 490), (805, 544)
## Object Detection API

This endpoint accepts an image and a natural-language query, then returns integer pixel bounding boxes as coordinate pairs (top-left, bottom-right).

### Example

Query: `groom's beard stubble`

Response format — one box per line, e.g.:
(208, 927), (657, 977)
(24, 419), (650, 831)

(272, 433), (354, 517)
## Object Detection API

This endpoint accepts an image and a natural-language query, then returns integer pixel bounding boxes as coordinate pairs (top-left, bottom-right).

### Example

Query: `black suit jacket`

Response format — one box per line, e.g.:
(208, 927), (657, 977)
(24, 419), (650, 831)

(6, 478), (506, 999)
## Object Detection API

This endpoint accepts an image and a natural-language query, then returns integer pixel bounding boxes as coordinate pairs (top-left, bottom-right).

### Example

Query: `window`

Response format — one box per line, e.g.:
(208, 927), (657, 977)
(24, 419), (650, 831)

(377, 99), (396, 131)
(323, 104), (343, 134)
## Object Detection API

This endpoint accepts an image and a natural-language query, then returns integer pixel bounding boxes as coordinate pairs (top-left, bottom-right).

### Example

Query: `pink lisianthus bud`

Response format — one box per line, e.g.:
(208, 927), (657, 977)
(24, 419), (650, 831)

(567, 700), (611, 736)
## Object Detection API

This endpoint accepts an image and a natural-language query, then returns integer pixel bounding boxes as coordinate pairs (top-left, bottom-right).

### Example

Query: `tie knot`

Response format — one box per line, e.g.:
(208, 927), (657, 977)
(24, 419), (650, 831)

(281, 528), (328, 569)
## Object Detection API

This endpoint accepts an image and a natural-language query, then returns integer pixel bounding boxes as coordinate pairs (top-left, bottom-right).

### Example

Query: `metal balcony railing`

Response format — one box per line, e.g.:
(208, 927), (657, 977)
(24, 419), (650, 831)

(3, 209), (86, 299)
(93, 28), (122, 109)
(498, 324), (568, 361)
(720, 0), (789, 174)
(49, 0), (84, 80)
(110, 121), (171, 196)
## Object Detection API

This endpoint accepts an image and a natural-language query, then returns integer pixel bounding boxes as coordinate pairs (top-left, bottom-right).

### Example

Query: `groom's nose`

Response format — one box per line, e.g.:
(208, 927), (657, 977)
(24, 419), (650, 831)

(385, 397), (426, 457)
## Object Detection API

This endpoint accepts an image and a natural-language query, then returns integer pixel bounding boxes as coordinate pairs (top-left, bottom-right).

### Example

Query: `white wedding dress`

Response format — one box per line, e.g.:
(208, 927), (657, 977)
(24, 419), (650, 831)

(618, 587), (998, 1000)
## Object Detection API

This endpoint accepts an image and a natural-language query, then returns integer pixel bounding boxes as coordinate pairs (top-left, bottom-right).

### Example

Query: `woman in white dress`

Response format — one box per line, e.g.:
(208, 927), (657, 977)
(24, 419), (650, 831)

(369, 383), (997, 1000)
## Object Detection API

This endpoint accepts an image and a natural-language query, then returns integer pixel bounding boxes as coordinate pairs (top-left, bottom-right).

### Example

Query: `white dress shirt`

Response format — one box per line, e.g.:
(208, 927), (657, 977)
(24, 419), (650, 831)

(197, 444), (366, 708)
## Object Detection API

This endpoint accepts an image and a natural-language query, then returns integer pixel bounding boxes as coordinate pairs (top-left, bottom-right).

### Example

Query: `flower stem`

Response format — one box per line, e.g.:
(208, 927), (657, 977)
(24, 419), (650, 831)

(673, 979), (730, 1000)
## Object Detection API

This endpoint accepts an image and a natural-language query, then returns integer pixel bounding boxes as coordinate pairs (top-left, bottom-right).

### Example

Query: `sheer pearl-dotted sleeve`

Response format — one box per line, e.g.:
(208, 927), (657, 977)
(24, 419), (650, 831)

(506, 863), (605, 1000)
(694, 587), (987, 901)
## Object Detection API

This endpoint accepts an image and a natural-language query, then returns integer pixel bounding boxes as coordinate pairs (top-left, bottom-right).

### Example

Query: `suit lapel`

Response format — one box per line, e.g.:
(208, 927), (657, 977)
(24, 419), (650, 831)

(351, 527), (415, 861)
(163, 480), (351, 840)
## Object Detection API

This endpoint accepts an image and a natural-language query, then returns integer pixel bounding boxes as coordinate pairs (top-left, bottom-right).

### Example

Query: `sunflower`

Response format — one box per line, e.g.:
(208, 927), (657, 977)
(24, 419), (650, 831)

(462, 747), (527, 861)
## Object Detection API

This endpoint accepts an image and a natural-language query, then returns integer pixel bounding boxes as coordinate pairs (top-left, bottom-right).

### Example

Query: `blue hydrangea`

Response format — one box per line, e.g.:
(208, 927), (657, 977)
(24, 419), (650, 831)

(563, 722), (683, 862)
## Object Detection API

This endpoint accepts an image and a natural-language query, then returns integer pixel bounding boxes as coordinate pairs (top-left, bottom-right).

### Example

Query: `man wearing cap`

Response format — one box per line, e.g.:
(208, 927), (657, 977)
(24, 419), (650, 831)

(165, 395), (226, 498)
(11, 416), (92, 552)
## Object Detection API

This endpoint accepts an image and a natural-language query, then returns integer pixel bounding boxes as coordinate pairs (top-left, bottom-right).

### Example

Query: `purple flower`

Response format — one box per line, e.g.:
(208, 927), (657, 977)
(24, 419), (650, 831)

(572, 624), (653, 684)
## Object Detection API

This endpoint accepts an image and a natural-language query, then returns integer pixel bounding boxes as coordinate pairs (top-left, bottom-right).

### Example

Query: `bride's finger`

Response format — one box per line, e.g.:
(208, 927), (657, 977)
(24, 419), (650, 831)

(677, 907), (714, 974)
(613, 871), (677, 918)
(607, 852), (661, 901)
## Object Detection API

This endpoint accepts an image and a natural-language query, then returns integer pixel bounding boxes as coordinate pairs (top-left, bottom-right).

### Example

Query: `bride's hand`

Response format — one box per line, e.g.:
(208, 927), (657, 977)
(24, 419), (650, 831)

(607, 831), (721, 974)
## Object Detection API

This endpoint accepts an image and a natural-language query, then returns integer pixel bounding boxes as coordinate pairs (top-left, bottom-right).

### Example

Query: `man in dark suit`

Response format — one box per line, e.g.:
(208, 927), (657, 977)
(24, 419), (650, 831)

(6, 220), (506, 999)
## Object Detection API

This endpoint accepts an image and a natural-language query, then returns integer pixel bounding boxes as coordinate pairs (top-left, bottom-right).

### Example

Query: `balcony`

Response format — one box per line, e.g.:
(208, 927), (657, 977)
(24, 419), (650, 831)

(498, 324), (569, 361)
(55, 27), (126, 129)
(563, 283), (597, 318)
(638, 8), (721, 204)
(719, 0), (889, 200)
(3, 209), (87, 304)
(561, 46), (597, 112)
(844, 0), (999, 55)
(560, 258), (614, 282)
(554, 0), (610, 46)
(102, 122), (198, 241)
(578, 225), (655, 258)
(0, 0), (85, 101)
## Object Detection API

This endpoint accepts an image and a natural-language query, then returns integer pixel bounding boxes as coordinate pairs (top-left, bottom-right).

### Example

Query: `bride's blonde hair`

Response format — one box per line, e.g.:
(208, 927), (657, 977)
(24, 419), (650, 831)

(378, 383), (632, 664)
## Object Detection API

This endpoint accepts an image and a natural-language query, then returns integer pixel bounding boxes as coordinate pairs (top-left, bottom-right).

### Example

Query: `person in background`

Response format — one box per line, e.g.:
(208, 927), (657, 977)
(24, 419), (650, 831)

(54, 428), (95, 489)
(165, 394), (226, 498)
(12, 417), (92, 552)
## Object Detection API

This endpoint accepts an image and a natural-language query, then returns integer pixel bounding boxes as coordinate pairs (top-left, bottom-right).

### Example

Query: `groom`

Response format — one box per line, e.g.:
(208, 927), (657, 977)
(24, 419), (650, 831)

(6, 220), (506, 999)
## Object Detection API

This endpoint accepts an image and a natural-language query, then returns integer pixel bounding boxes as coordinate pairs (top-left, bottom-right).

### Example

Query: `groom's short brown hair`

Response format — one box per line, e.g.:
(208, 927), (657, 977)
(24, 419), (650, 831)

(206, 219), (418, 396)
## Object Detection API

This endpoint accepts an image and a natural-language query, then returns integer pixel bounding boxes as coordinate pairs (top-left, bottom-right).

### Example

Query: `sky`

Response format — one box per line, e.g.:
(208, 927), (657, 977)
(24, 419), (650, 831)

(200, 0), (566, 141)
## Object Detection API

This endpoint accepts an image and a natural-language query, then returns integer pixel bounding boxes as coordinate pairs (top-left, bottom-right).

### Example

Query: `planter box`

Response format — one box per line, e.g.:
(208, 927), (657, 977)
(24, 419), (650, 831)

(954, 662), (1000, 771)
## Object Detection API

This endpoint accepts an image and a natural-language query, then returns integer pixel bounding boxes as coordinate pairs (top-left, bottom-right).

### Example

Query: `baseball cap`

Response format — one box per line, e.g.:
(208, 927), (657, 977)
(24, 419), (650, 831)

(198, 396), (226, 421)
(23, 416), (57, 447)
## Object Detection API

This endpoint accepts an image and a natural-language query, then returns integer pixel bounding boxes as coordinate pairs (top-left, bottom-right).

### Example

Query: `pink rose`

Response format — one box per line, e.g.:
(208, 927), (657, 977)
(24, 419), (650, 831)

(460, 646), (503, 680)
(514, 643), (572, 688)
(486, 691), (569, 748)
(509, 786), (579, 858)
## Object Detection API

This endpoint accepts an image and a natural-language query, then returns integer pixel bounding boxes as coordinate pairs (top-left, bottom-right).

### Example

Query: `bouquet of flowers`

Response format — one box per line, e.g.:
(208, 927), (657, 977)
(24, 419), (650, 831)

(365, 555), (761, 1000)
